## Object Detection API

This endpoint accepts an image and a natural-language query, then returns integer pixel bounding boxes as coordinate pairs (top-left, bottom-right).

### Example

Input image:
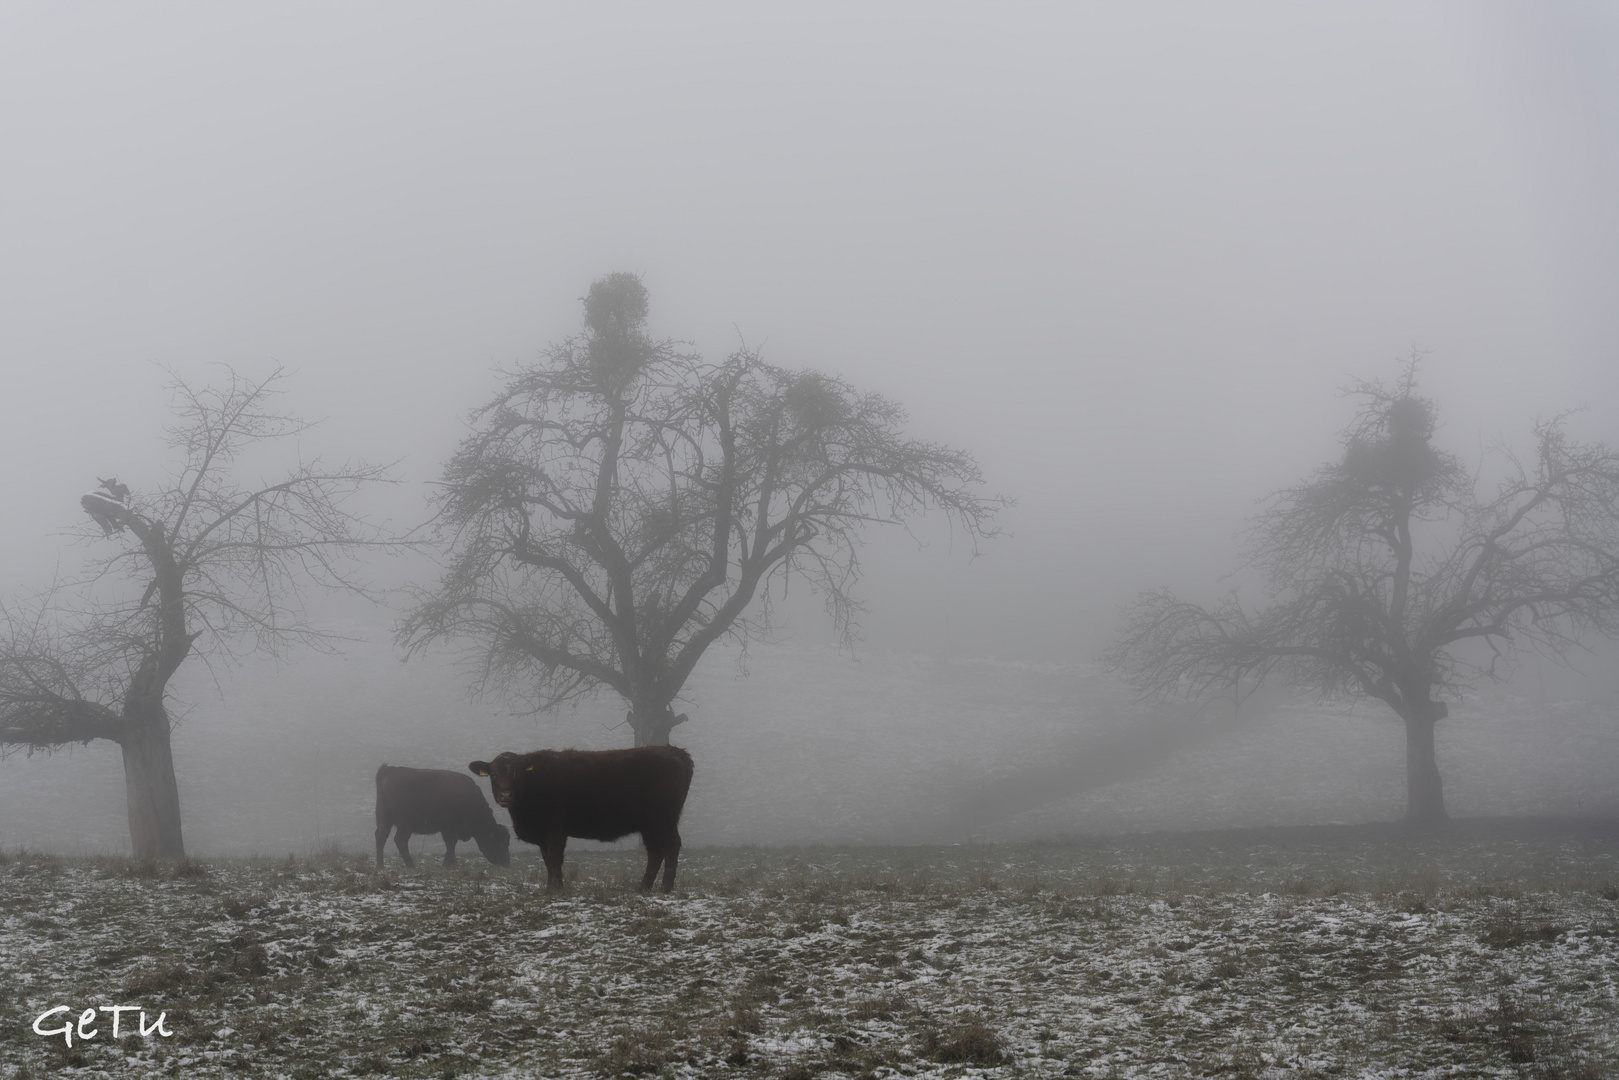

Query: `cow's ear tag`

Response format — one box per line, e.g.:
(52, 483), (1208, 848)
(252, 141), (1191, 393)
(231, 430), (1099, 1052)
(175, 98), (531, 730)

(525, 764), (534, 771)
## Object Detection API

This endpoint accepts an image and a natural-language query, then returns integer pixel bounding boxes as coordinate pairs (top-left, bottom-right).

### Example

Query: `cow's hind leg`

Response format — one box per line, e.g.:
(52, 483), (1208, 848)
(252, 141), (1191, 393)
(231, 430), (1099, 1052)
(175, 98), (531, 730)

(394, 830), (415, 868)
(646, 826), (681, 893)
(442, 834), (458, 866)
(374, 821), (390, 868)
(661, 827), (682, 893)
(639, 835), (664, 893)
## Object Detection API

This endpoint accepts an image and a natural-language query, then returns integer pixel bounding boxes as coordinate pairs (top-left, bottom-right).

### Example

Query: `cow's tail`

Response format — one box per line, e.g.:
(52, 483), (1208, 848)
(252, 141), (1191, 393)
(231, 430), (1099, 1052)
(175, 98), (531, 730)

(375, 762), (392, 786)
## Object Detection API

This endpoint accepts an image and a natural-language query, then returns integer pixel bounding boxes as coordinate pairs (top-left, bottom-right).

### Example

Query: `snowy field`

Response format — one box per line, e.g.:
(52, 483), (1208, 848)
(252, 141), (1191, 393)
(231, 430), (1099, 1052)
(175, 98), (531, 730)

(4, 835), (1617, 1080)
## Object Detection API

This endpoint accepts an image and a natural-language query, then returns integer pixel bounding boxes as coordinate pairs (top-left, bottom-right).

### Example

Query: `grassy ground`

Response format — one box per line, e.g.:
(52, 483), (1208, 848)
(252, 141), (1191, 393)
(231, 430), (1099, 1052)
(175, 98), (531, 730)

(2, 832), (1617, 1079)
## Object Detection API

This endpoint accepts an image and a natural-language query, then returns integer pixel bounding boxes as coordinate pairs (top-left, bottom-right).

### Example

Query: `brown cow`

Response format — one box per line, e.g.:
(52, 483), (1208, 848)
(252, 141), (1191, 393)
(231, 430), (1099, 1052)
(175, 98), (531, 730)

(469, 746), (694, 893)
(374, 765), (511, 868)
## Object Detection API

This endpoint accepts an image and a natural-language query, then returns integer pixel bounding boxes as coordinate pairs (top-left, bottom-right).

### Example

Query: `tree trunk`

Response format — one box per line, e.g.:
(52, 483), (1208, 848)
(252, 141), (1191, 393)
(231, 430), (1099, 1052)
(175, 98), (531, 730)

(627, 707), (687, 747)
(1401, 703), (1448, 830)
(121, 705), (185, 858)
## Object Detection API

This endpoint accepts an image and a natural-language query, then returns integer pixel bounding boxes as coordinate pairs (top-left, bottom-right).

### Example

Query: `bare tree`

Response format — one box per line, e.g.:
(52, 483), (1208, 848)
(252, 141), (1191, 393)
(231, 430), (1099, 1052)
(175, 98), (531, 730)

(1110, 364), (1619, 828)
(0, 368), (394, 857)
(402, 273), (1001, 746)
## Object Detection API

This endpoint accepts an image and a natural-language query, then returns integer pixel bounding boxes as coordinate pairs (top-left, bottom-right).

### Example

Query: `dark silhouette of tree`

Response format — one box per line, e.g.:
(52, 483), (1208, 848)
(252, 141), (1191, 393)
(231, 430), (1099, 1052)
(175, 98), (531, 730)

(1110, 364), (1619, 828)
(0, 368), (393, 857)
(402, 273), (1001, 746)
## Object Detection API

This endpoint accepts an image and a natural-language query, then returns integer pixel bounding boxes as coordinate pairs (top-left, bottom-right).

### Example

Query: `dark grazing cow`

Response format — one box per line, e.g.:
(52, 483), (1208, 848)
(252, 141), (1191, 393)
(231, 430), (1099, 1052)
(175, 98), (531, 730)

(374, 765), (511, 869)
(468, 746), (694, 893)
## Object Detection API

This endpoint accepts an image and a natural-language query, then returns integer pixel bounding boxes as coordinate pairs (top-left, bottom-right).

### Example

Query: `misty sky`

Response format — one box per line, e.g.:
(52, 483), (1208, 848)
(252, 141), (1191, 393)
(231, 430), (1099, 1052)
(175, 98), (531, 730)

(3, 3), (1617, 665)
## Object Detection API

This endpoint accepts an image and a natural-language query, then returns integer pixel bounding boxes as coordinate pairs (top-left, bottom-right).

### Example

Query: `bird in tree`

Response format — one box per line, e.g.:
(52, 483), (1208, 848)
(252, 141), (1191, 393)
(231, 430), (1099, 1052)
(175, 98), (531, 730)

(0, 368), (394, 857)
(402, 273), (1002, 747)
(1110, 362), (1619, 828)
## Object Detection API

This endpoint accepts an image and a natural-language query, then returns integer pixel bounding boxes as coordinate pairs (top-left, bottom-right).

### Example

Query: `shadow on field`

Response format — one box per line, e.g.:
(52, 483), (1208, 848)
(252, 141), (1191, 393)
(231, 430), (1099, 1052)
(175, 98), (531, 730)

(945, 700), (1260, 835)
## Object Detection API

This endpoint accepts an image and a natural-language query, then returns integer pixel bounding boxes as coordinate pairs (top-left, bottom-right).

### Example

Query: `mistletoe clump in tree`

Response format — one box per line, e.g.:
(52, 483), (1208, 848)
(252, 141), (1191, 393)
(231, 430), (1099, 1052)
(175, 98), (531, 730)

(1111, 364), (1619, 828)
(403, 273), (1001, 746)
(0, 369), (393, 857)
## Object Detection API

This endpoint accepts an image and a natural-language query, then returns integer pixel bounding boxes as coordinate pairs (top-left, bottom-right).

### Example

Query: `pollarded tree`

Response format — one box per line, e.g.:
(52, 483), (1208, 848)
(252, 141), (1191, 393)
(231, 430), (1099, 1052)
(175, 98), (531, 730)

(402, 273), (1001, 746)
(0, 368), (393, 857)
(1110, 365), (1619, 828)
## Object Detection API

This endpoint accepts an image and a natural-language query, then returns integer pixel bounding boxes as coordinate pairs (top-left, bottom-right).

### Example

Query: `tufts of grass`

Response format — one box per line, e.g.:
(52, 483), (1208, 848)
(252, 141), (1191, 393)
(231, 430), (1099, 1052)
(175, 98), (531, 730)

(1480, 903), (1568, 949)
(446, 988), (494, 1013)
(832, 1041), (898, 1080)
(597, 1020), (687, 1076)
(231, 943), (270, 978)
(731, 977), (786, 1036)
(8, 850), (61, 877)
(919, 1015), (1006, 1065)
(847, 992), (909, 1022)
(123, 961), (193, 997)
(1431, 991), (1609, 1077)
(221, 893), (269, 919)
(172, 856), (211, 880)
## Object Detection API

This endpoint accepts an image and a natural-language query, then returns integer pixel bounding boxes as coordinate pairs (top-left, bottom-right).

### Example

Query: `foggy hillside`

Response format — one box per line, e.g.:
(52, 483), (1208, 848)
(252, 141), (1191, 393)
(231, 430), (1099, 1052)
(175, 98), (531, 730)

(3, 6), (1619, 860)
(3, 635), (1614, 856)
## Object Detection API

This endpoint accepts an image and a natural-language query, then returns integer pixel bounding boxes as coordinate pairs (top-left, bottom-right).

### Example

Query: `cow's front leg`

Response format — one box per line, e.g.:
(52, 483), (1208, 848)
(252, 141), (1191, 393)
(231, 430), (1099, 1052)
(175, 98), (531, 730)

(442, 835), (458, 866)
(394, 830), (415, 868)
(541, 829), (568, 892)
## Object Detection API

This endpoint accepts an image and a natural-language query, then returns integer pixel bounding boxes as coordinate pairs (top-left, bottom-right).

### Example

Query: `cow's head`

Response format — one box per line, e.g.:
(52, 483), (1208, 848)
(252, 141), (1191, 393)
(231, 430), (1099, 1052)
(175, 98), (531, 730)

(469, 753), (529, 809)
(476, 822), (512, 866)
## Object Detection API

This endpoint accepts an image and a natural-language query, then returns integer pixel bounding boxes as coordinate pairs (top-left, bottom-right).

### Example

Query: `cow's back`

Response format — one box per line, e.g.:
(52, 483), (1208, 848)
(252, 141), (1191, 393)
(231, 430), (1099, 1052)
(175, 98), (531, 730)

(377, 765), (496, 836)
(518, 746), (693, 843)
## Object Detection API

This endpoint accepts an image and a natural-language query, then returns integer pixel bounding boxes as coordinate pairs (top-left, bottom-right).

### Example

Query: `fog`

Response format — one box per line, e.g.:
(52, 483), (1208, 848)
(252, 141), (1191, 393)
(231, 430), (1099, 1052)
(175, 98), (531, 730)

(2, 4), (1617, 853)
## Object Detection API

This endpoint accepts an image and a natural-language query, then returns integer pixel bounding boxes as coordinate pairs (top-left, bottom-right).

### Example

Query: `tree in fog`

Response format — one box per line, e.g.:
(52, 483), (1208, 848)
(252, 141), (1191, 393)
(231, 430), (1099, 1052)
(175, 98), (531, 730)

(1111, 365), (1619, 828)
(0, 369), (392, 857)
(403, 273), (1000, 746)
